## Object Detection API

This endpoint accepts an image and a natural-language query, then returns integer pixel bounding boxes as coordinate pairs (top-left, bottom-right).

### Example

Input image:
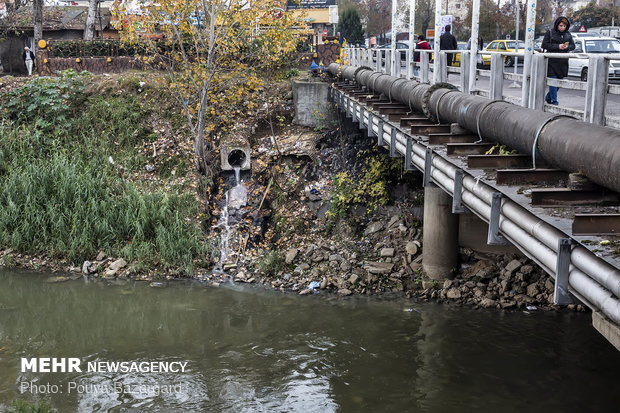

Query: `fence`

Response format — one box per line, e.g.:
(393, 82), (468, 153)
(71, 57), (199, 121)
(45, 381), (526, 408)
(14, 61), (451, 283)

(346, 47), (620, 129)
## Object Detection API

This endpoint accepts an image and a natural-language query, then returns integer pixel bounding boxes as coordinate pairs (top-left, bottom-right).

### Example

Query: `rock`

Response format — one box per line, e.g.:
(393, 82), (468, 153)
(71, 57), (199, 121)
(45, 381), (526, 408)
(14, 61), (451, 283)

(480, 298), (497, 308)
(500, 301), (516, 309)
(364, 221), (384, 236)
(96, 251), (106, 261)
(299, 288), (313, 295)
(320, 278), (328, 289)
(364, 262), (394, 274)
(82, 261), (93, 274)
(340, 260), (352, 271)
(380, 248), (395, 257)
(545, 278), (554, 292)
(443, 279), (453, 289)
(348, 274), (359, 284)
(294, 263), (310, 273)
(387, 216), (400, 228)
(145, 164), (155, 172)
(520, 265), (534, 275)
(104, 268), (118, 277)
(329, 254), (342, 262)
(405, 242), (418, 255)
(285, 249), (298, 265)
(223, 262), (236, 271)
(505, 259), (522, 274)
(446, 287), (461, 299)
(398, 224), (407, 233)
(109, 258), (127, 271)
(526, 283), (539, 297)
(338, 288), (353, 296)
(514, 294), (535, 305)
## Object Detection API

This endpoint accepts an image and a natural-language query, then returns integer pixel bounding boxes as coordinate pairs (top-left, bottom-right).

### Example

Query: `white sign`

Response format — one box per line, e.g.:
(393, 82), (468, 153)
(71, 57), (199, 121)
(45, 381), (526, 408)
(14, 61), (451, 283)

(440, 15), (453, 35)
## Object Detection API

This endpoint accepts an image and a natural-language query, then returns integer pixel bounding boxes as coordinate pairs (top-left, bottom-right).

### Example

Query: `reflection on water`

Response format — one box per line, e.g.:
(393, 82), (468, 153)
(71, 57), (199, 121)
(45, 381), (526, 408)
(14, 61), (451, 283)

(0, 270), (618, 412)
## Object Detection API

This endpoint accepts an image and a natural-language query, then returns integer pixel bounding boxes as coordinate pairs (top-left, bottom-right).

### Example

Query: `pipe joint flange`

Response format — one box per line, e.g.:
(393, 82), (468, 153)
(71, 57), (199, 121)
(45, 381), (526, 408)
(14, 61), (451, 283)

(388, 78), (408, 102)
(475, 99), (505, 143)
(421, 82), (458, 122)
(354, 66), (372, 83)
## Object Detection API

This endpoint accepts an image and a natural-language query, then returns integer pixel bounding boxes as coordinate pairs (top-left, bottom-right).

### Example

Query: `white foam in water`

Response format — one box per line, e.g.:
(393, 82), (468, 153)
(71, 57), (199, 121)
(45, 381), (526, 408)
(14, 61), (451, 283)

(215, 167), (247, 268)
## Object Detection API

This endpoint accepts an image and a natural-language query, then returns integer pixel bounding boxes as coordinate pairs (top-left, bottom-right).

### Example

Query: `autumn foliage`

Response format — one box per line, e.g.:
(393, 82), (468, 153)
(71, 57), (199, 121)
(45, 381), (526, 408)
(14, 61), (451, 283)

(113, 0), (304, 177)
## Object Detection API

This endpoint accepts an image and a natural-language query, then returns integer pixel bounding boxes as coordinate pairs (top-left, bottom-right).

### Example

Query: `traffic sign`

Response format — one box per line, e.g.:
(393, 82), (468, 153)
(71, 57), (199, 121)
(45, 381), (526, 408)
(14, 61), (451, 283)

(579, 25), (586, 32)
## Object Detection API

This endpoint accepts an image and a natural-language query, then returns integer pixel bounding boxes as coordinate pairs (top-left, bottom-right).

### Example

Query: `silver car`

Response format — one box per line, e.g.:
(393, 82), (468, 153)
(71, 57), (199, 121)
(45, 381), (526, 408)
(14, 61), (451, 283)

(568, 37), (620, 81)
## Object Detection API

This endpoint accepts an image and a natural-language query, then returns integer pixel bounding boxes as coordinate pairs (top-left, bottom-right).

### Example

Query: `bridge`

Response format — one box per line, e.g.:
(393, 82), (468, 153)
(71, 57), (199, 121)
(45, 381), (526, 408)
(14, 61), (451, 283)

(326, 62), (620, 350)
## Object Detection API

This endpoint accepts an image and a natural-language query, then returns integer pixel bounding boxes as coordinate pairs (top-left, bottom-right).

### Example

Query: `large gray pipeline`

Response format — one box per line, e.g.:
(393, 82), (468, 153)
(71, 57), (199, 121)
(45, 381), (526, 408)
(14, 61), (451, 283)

(328, 63), (620, 194)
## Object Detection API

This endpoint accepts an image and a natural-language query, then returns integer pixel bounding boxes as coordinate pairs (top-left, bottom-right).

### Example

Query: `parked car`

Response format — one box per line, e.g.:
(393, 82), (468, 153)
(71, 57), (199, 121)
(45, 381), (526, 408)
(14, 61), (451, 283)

(568, 36), (620, 81)
(480, 40), (526, 67)
(372, 42), (410, 62)
(452, 42), (468, 67)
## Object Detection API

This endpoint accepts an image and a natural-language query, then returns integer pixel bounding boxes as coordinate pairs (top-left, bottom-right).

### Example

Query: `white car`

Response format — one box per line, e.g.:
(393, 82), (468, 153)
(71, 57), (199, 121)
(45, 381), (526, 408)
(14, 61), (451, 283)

(568, 36), (620, 81)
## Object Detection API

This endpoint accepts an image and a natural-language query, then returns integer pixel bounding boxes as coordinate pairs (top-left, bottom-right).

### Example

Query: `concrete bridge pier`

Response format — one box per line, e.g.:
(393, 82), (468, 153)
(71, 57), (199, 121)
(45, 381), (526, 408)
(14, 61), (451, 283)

(422, 184), (459, 280)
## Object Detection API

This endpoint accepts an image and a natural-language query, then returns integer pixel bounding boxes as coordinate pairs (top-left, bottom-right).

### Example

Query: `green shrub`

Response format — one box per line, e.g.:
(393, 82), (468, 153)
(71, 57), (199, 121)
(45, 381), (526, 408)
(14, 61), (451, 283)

(6, 399), (56, 413)
(257, 251), (284, 276)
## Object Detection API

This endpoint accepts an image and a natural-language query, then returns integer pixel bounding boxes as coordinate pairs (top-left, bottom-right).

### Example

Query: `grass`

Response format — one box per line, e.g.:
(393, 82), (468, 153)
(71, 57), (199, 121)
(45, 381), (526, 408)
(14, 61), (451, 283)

(0, 71), (208, 274)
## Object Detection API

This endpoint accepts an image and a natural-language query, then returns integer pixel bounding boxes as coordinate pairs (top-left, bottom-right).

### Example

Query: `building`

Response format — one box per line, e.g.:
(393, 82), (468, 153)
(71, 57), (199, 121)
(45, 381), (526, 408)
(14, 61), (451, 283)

(285, 0), (338, 45)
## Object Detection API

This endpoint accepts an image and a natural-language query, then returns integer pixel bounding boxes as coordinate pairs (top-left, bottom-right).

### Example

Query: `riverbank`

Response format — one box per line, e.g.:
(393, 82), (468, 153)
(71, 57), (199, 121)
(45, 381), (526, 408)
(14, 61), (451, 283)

(0, 71), (586, 315)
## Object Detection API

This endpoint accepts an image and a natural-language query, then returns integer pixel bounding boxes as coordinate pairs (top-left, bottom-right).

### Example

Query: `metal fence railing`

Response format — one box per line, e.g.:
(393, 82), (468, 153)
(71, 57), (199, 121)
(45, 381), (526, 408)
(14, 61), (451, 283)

(346, 47), (620, 129)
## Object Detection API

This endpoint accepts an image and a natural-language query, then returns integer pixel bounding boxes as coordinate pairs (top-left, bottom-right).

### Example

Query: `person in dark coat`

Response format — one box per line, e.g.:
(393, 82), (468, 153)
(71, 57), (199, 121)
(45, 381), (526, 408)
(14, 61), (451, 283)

(439, 25), (458, 66)
(541, 16), (574, 105)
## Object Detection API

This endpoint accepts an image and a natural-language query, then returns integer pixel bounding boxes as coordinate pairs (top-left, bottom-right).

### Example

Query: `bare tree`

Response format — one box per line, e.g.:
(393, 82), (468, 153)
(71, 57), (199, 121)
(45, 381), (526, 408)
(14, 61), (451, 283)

(84, 0), (98, 40)
(33, 0), (43, 44)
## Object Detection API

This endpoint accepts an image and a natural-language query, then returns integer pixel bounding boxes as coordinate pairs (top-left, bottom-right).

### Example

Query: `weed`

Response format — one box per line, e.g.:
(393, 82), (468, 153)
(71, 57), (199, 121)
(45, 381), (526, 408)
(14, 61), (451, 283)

(256, 251), (284, 276)
(7, 398), (56, 413)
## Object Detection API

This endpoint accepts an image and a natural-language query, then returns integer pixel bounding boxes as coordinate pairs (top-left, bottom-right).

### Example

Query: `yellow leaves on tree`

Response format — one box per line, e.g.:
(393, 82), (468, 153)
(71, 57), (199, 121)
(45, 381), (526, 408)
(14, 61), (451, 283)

(113, 0), (305, 175)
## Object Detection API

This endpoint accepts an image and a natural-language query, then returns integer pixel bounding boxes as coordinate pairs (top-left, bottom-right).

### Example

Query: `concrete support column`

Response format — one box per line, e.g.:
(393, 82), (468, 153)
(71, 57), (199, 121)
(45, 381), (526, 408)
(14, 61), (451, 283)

(422, 184), (459, 280)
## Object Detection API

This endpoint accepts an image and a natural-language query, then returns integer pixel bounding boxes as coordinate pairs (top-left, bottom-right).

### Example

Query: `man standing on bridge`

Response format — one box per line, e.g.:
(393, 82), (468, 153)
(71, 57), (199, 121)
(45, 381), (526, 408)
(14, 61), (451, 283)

(440, 25), (458, 67)
(542, 16), (574, 105)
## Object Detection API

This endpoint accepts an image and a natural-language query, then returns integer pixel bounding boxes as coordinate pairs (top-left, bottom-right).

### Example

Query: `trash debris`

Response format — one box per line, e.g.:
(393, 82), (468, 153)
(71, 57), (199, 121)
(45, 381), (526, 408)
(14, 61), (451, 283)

(526, 305), (537, 311)
(308, 281), (321, 289)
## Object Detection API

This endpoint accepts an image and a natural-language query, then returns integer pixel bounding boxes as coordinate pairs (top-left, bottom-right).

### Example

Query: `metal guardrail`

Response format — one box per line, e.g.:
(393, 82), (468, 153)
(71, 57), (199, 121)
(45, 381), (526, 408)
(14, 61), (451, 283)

(347, 47), (620, 128)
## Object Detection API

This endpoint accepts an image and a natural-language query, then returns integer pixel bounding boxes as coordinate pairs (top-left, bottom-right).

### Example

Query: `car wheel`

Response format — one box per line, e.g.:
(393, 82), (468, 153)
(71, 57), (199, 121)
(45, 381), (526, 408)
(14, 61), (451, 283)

(505, 56), (514, 67)
(581, 67), (588, 82)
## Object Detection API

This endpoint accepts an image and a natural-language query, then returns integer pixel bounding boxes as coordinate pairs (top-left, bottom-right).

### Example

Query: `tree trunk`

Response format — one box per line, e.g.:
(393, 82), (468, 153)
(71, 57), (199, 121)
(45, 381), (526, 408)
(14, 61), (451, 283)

(84, 0), (98, 40)
(33, 0), (43, 45)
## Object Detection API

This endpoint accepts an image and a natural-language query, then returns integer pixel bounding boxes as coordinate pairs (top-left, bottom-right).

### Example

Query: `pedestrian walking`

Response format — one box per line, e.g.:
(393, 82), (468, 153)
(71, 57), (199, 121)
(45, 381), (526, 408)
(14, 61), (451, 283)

(467, 35), (484, 68)
(23, 46), (35, 76)
(413, 34), (431, 76)
(541, 16), (574, 105)
(439, 25), (458, 66)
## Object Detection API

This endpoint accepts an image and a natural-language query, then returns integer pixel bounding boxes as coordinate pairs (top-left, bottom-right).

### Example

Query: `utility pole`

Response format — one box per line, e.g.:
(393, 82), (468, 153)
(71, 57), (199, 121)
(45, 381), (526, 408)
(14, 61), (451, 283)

(510, 0), (520, 88)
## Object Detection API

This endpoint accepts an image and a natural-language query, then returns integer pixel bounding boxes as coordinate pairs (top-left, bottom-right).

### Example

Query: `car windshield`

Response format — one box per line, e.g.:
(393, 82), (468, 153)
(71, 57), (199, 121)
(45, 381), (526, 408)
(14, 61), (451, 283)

(506, 41), (525, 49)
(584, 39), (620, 53)
(457, 43), (468, 50)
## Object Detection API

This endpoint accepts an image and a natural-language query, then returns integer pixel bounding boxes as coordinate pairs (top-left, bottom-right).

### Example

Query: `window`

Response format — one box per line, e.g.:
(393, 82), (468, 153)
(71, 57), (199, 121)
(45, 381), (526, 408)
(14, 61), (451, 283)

(574, 42), (583, 53)
(497, 42), (506, 50)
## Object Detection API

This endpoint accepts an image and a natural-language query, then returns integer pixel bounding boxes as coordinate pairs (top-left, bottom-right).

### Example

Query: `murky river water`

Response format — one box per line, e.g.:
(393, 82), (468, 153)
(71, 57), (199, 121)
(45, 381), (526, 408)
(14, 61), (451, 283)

(0, 270), (618, 412)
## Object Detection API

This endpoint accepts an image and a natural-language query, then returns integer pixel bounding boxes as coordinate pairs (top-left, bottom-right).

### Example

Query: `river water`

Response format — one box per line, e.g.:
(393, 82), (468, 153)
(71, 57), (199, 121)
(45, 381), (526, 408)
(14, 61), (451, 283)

(0, 270), (618, 412)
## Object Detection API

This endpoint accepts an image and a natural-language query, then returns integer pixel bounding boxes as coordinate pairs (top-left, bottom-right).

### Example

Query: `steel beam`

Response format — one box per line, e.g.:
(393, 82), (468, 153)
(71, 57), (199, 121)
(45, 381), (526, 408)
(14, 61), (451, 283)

(496, 169), (569, 186)
(572, 214), (620, 235)
(531, 189), (620, 207)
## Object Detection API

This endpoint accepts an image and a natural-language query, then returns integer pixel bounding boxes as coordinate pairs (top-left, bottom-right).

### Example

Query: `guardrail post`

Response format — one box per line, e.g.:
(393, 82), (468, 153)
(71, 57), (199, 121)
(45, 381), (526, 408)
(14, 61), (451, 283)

(488, 193), (510, 245)
(528, 54), (547, 110)
(386, 49), (392, 75)
(584, 55), (609, 126)
(490, 54), (504, 100)
(554, 238), (573, 305)
(394, 49), (401, 78)
(406, 50), (413, 79)
(421, 52), (430, 83)
(376, 50), (381, 72)
(460, 51), (471, 94)
(437, 51), (447, 83)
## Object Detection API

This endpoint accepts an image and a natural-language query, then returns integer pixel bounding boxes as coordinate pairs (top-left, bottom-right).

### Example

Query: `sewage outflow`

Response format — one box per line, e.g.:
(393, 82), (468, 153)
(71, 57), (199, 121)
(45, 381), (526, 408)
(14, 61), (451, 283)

(215, 166), (247, 271)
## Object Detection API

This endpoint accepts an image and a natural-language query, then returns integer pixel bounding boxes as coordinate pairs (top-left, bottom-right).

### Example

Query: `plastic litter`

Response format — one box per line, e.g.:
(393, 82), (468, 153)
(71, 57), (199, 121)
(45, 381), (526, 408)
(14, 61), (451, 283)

(526, 305), (537, 311)
(308, 281), (321, 289)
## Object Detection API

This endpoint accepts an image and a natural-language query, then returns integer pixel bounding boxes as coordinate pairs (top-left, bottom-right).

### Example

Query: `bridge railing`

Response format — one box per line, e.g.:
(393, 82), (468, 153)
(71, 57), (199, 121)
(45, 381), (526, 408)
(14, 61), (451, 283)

(345, 46), (620, 128)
